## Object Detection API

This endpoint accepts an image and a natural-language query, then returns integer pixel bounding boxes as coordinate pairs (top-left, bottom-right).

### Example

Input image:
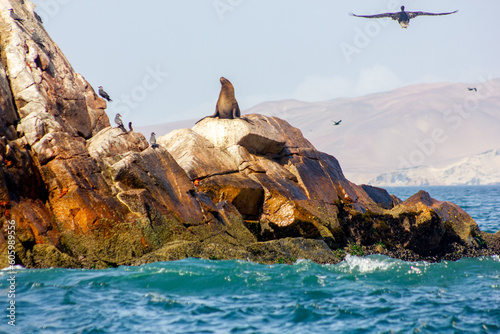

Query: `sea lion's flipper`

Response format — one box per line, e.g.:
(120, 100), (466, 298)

(195, 109), (219, 124)
(233, 102), (241, 118)
(240, 117), (254, 125)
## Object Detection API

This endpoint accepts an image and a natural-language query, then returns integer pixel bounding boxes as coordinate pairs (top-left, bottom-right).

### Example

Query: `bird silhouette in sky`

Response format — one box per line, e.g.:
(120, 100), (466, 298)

(332, 120), (342, 126)
(350, 6), (458, 29)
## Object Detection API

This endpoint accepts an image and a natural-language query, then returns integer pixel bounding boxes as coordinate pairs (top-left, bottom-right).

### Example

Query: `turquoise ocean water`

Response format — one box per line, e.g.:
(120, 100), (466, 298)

(1, 186), (500, 333)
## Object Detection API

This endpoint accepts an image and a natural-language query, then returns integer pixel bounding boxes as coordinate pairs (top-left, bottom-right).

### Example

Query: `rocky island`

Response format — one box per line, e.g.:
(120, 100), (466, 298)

(1, 0), (498, 269)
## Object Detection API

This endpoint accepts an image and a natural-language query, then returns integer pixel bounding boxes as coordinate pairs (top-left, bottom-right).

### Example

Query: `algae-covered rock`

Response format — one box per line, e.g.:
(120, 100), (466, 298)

(246, 238), (341, 264)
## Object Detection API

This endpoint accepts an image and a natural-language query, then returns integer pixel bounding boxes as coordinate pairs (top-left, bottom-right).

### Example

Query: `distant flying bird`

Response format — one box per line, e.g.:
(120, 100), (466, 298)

(98, 86), (112, 102)
(128, 122), (133, 132)
(114, 113), (126, 131)
(332, 120), (342, 126)
(350, 6), (458, 29)
(150, 132), (159, 148)
(9, 9), (23, 22)
(467, 87), (477, 92)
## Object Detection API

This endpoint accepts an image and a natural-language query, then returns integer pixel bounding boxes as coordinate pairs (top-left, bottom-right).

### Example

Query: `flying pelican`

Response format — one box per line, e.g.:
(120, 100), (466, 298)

(350, 6), (458, 29)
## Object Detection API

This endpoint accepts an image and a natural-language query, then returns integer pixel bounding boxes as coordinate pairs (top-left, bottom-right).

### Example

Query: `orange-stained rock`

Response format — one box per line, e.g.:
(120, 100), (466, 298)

(111, 146), (205, 225)
(197, 173), (264, 220)
(0, 3), (240, 268)
(168, 115), (366, 247)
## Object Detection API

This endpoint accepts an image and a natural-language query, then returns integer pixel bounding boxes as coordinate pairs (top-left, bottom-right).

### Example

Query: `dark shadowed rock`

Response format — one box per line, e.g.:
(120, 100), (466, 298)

(361, 184), (398, 209)
(198, 174), (264, 220)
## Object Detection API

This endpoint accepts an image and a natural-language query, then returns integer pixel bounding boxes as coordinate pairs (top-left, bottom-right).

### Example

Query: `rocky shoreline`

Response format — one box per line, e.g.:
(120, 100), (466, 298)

(1, 0), (498, 269)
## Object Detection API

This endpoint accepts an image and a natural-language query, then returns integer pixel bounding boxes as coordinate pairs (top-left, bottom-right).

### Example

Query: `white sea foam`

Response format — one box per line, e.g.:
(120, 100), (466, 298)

(340, 254), (397, 273)
(145, 292), (169, 303)
(294, 259), (314, 272)
(0, 264), (25, 272)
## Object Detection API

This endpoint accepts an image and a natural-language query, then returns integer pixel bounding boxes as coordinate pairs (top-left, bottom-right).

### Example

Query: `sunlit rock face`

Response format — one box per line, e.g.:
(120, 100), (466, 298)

(0, 0), (496, 269)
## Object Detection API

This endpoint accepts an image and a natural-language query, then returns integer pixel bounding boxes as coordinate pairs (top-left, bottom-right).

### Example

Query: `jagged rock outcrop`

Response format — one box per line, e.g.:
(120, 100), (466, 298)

(0, 0), (498, 269)
(0, 0), (254, 268)
(160, 116), (494, 261)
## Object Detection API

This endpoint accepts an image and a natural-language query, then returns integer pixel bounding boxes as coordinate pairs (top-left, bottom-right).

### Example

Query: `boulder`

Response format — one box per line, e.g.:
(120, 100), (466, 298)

(391, 190), (481, 250)
(158, 128), (238, 180)
(87, 127), (149, 168)
(361, 184), (399, 209)
(168, 115), (381, 249)
(193, 116), (286, 155)
(197, 173), (264, 220)
(246, 238), (341, 264)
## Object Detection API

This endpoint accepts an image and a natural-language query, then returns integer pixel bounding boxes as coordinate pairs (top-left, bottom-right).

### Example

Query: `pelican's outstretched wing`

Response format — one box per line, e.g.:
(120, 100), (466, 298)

(407, 10), (458, 19)
(349, 12), (399, 20)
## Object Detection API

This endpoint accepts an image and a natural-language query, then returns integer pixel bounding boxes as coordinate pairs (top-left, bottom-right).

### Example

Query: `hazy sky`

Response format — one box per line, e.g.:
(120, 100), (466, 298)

(31, 0), (500, 127)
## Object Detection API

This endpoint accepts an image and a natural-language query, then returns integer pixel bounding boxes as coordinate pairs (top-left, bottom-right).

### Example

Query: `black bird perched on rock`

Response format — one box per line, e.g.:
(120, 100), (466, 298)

(128, 122), (133, 132)
(9, 9), (24, 22)
(350, 6), (458, 29)
(150, 132), (159, 148)
(30, 29), (44, 48)
(114, 113), (126, 132)
(98, 86), (112, 102)
(34, 11), (43, 24)
(332, 120), (342, 126)
(467, 87), (477, 92)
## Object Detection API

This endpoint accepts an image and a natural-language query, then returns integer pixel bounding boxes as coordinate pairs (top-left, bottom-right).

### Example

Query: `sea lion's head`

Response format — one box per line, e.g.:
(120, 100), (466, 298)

(220, 77), (230, 85)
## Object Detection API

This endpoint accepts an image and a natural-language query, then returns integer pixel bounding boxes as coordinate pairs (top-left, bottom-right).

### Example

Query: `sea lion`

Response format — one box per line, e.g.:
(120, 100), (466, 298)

(196, 77), (252, 124)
